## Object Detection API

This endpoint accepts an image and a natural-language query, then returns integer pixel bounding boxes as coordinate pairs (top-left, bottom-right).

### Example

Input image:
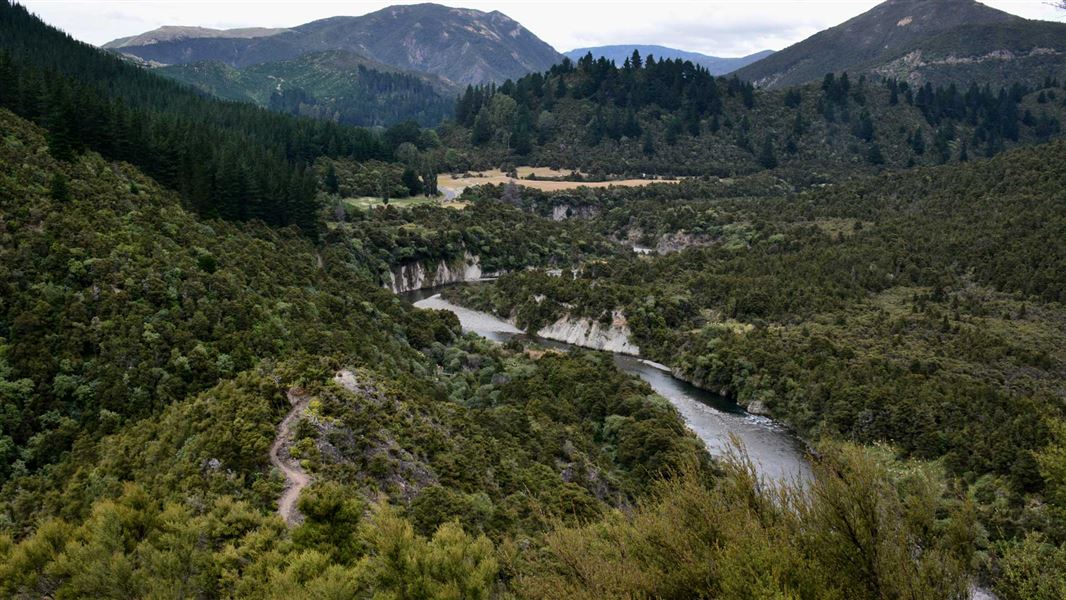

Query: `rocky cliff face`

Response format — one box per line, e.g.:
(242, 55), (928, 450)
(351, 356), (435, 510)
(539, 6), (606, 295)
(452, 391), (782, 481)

(385, 252), (493, 293)
(534, 311), (640, 355)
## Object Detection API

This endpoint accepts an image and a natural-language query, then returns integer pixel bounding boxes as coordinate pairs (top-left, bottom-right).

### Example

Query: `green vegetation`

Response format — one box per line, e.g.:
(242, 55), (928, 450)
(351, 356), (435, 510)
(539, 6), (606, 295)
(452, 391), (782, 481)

(440, 53), (1064, 180)
(447, 136), (1066, 593)
(159, 50), (454, 127)
(0, 1), (394, 235)
(328, 194), (625, 280)
(0, 107), (711, 597)
(2, 1), (1065, 597)
(104, 3), (562, 87)
(513, 445), (975, 600)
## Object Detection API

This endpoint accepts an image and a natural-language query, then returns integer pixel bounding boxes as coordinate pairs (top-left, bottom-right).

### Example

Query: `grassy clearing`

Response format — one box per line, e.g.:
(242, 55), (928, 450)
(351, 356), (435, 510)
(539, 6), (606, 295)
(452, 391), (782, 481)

(438, 168), (676, 195)
(343, 196), (467, 210)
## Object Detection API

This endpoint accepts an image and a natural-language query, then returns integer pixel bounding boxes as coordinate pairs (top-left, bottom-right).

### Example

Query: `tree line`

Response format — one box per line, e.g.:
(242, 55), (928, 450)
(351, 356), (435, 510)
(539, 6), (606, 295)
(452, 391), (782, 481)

(0, 1), (422, 236)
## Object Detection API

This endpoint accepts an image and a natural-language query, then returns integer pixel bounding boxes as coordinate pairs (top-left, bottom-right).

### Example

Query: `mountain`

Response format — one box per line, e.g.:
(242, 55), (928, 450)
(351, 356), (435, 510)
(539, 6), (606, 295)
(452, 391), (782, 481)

(103, 3), (564, 85)
(102, 25), (290, 48)
(565, 45), (773, 75)
(734, 0), (1066, 88)
(158, 50), (456, 126)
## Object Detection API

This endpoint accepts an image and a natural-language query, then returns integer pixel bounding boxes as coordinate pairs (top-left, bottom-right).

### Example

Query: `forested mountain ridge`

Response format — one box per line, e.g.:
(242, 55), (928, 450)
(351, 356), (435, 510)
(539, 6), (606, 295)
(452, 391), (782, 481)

(157, 50), (456, 127)
(564, 45), (773, 75)
(439, 51), (1066, 181)
(0, 0), (412, 236)
(734, 0), (1066, 89)
(103, 3), (563, 85)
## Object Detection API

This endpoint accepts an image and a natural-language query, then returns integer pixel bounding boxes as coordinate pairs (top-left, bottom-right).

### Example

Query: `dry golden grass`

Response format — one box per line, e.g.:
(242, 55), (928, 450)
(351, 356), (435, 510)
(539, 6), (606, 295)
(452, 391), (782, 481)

(438, 168), (674, 195)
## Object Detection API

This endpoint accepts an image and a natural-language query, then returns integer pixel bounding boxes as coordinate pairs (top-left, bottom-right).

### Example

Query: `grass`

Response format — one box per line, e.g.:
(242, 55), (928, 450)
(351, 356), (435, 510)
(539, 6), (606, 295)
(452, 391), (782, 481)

(438, 168), (676, 196)
(343, 196), (467, 210)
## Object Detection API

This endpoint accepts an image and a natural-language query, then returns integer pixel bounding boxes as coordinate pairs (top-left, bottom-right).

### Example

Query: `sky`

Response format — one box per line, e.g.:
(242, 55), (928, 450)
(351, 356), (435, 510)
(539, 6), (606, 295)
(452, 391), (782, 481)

(20, 0), (1066, 57)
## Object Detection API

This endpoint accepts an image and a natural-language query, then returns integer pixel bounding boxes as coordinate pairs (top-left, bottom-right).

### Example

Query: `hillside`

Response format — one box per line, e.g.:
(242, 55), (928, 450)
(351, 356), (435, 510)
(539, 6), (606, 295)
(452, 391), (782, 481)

(0, 0), (401, 234)
(440, 53), (1065, 181)
(0, 99), (991, 600)
(448, 135), (1066, 598)
(104, 3), (564, 85)
(158, 50), (456, 126)
(565, 45), (773, 75)
(5, 1), (1066, 597)
(734, 0), (1066, 88)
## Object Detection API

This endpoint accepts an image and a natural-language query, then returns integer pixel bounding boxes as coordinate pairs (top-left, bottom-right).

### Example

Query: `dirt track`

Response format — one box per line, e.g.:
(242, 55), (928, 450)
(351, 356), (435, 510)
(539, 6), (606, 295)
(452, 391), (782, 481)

(269, 390), (310, 526)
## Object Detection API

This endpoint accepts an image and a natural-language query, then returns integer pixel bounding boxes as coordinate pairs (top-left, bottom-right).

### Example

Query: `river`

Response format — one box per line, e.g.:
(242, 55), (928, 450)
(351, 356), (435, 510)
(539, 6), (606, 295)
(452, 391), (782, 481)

(403, 286), (811, 484)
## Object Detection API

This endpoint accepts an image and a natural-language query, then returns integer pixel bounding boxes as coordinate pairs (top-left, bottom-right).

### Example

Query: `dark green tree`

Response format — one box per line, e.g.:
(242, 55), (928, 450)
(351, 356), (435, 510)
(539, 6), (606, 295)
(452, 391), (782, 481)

(867, 143), (885, 165)
(758, 136), (778, 169)
(324, 162), (339, 194)
(49, 172), (70, 202)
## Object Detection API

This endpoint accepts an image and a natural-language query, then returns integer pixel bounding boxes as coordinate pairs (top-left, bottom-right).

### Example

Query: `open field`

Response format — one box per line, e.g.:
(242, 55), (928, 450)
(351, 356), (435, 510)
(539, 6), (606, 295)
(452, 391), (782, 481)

(438, 168), (677, 196)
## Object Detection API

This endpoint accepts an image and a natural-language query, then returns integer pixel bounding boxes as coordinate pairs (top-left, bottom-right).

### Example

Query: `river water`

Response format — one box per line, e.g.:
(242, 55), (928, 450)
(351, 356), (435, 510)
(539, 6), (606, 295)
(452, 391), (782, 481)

(404, 287), (811, 484)
(403, 287), (1006, 599)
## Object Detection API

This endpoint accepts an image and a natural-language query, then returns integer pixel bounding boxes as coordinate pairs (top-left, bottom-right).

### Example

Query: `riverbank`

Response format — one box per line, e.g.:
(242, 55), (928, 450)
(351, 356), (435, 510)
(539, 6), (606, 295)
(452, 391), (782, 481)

(404, 287), (811, 483)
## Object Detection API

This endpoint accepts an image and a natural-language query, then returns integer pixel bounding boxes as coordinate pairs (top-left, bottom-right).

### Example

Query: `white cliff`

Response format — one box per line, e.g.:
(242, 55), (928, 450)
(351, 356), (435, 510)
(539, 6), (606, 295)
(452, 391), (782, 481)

(386, 251), (492, 293)
(534, 310), (640, 355)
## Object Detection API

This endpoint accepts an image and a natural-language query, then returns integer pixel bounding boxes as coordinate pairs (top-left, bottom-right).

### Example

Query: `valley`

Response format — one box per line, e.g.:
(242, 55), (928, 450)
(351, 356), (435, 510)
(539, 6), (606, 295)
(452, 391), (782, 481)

(2, 0), (1066, 598)
(405, 286), (812, 484)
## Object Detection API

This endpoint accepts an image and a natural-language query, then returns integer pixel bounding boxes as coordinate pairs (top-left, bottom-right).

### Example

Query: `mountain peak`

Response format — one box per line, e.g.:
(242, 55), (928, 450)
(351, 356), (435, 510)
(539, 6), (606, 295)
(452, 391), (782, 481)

(733, 0), (1060, 88)
(102, 3), (562, 85)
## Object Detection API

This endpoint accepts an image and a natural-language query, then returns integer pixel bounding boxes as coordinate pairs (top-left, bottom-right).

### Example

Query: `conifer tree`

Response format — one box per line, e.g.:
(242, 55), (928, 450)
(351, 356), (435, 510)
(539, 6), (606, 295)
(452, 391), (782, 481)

(758, 135), (778, 169)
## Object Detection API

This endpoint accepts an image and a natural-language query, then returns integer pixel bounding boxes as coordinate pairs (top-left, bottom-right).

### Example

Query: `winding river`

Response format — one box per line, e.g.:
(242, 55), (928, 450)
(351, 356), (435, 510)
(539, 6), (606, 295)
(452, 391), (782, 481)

(403, 286), (811, 484)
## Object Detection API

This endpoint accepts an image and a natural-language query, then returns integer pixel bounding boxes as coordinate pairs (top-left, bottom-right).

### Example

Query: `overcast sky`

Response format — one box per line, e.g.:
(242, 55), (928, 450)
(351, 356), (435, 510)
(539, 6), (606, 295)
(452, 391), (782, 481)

(21, 0), (1066, 57)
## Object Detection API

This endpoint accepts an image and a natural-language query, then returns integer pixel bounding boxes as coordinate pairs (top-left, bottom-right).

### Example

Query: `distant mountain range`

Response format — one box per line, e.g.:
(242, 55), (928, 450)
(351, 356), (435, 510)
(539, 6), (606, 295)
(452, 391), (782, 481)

(564, 45), (773, 75)
(105, 0), (1066, 127)
(733, 0), (1066, 88)
(103, 3), (563, 86)
(103, 25), (290, 49)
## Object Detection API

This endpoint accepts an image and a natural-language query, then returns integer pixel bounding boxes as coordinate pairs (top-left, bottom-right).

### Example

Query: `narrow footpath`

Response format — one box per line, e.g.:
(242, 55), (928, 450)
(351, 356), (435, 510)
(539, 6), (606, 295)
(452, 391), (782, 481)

(269, 390), (311, 526)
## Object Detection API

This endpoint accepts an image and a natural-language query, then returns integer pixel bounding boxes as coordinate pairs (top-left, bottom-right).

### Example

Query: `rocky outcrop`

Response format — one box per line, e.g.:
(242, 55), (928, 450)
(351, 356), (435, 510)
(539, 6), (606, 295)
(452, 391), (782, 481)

(385, 251), (496, 293)
(654, 231), (714, 254)
(550, 203), (601, 221)
(534, 310), (640, 355)
(622, 229), (712, 255)
(874, 47), (1064, 84)
(745, 399), (773, 417)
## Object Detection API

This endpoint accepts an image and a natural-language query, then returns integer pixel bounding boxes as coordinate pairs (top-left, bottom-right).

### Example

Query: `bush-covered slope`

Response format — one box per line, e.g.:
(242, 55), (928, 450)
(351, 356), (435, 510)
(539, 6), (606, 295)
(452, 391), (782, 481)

(449, 136), (1066, 561)
(0, 0), (397, 234)
(158, 50), (455, 127)
(439, 54), (1065, 181)
(0, 106), (721, 594)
